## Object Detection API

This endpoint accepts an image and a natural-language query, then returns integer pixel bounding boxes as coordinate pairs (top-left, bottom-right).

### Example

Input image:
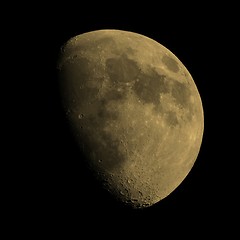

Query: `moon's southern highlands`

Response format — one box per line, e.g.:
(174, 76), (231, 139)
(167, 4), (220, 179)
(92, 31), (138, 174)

(57, 29), (204, 208)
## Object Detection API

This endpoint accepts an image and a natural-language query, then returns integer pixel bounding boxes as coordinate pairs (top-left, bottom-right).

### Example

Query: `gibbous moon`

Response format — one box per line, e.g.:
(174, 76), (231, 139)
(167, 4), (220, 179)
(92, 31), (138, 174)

(57, 29), (204, 208)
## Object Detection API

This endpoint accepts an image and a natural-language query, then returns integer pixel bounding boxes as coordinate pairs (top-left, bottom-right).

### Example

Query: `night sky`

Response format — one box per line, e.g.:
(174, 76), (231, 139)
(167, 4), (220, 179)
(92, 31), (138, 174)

(8, 4), (236, 237)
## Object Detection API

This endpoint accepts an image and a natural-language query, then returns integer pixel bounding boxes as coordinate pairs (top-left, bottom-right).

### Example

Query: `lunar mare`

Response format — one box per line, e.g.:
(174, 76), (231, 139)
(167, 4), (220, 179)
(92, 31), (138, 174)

(57, 29), (204, 208)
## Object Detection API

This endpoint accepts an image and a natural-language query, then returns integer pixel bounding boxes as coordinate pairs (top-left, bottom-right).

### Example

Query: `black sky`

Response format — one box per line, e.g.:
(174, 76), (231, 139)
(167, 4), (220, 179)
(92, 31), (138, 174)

(8, 5), (236, 236)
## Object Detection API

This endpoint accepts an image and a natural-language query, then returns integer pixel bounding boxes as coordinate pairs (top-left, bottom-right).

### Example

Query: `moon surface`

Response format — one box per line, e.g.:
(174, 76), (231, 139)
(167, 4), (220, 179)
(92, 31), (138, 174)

(57, 29), (204, 208)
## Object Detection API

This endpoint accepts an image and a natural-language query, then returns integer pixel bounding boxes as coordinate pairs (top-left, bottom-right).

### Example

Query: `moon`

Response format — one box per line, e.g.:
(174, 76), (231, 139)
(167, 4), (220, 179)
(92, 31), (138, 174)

(57, 29), (204, 208)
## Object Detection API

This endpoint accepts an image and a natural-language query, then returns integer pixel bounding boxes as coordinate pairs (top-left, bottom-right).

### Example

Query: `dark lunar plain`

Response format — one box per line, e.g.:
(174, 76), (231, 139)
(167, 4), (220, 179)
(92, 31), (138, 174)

(8, 5), (237, 237)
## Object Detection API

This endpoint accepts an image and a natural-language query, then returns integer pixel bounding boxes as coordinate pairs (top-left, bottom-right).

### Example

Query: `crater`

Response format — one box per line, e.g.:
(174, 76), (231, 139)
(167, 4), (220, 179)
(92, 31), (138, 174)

(162, 55), (179, 72)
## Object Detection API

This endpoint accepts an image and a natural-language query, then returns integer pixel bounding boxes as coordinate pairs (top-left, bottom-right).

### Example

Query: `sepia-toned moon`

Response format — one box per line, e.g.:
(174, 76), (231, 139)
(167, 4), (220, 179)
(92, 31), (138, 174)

(57, 29), (204, 208)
